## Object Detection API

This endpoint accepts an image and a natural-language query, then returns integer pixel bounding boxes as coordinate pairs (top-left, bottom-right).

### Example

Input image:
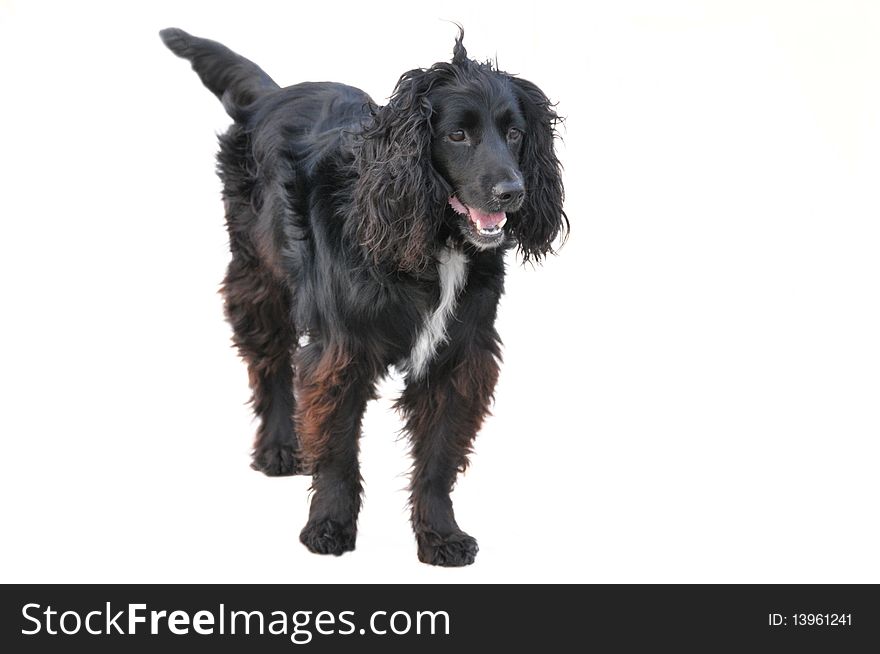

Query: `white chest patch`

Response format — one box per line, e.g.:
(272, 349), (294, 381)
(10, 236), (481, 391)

(407, 247), (469, 379)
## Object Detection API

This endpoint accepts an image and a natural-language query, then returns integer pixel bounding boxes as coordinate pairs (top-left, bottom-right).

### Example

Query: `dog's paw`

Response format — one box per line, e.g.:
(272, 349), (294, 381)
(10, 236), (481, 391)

(251, 443), (309, 477)
(416, 530), (479, 567)
(300, 518), (356, 556)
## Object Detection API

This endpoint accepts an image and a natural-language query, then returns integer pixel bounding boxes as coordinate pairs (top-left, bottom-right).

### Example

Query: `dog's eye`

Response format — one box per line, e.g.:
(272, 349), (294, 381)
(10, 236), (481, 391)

(448, 130), (467, 143)
(507, 127), (523, 142)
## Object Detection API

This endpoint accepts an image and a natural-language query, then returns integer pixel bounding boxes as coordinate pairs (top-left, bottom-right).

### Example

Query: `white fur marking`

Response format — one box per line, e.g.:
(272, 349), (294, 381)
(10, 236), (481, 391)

(408, 248), (469, 379)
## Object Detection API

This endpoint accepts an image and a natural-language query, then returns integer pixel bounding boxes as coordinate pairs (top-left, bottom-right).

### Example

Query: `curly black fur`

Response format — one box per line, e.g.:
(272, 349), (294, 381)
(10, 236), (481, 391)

(160, 27), (566, 566)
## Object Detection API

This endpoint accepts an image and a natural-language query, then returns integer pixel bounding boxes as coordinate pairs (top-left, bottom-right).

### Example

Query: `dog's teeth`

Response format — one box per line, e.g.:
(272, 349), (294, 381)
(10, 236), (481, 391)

(498, 217), (507, 229)
(475, 219), (483, 231)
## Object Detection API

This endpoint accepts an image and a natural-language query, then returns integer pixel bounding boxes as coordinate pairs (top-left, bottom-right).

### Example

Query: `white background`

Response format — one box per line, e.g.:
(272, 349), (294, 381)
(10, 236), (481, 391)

(1, 0), (878, 583)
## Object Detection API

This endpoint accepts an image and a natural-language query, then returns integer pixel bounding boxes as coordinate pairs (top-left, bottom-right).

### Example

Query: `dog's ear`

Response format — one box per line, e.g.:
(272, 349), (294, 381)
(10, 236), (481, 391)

(354, 68), (449, 273)
(509, 77), (568, 262)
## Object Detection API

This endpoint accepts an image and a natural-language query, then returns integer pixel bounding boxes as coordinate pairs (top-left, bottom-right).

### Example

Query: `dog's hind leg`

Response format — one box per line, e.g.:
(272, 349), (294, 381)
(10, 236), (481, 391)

(223, 255), (305, 476)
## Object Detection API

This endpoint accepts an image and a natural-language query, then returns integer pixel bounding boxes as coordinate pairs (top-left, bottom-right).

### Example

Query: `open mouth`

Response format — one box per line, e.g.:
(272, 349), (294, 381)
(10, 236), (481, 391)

(448, 196), (507, 240)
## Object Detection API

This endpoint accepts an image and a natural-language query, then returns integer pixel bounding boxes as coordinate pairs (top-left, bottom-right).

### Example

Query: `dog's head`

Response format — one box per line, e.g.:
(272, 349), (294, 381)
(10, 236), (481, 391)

(355, 29), (567, 272)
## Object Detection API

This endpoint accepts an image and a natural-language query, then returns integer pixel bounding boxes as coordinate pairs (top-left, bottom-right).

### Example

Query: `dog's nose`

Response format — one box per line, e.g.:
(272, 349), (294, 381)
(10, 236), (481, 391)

(492, 179), (525, 206)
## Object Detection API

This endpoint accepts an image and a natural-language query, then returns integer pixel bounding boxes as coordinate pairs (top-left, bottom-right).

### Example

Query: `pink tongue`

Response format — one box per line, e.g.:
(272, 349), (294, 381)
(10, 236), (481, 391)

(468, 207), (506, 228)
(448, 196), (506, 228)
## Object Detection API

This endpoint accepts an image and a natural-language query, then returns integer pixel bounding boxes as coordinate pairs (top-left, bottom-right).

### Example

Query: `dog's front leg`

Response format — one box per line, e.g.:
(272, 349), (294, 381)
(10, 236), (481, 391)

(294, 341), (378, 556)
(398, 335), (501, 566)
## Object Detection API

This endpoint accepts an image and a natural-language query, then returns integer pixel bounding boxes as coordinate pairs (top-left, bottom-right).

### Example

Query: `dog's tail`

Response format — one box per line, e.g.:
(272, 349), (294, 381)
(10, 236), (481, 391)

(159, 27), (279, 120)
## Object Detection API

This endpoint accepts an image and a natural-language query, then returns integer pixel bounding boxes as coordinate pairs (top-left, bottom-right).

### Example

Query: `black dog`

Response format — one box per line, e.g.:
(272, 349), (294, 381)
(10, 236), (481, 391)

(160, 27), (566, 566)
